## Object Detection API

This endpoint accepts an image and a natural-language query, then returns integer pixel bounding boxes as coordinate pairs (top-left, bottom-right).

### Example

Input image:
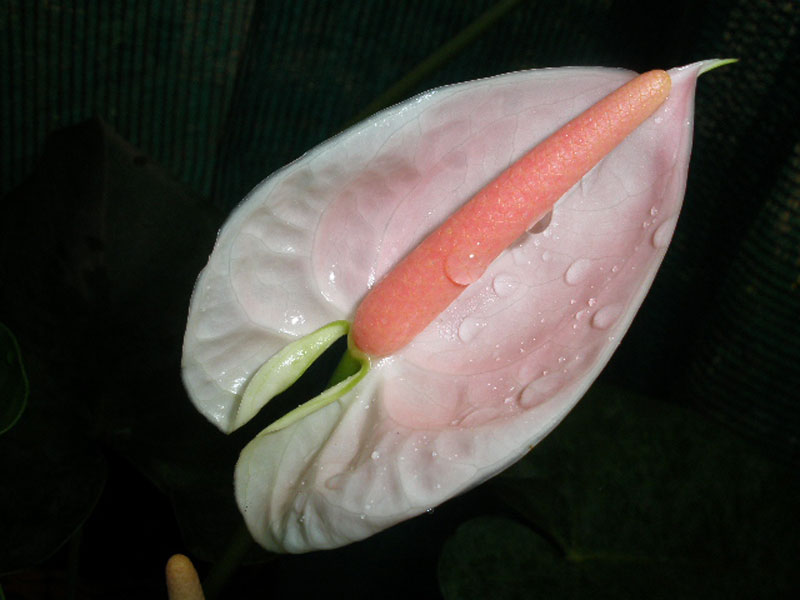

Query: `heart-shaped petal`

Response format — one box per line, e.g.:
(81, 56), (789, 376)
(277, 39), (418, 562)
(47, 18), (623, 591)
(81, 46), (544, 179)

(183, 60), (723, 552)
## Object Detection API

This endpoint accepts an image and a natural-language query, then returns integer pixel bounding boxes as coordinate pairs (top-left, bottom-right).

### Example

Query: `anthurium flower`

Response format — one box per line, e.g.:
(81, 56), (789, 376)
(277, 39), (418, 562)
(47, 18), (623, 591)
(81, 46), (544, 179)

(182, 60), (729, 553)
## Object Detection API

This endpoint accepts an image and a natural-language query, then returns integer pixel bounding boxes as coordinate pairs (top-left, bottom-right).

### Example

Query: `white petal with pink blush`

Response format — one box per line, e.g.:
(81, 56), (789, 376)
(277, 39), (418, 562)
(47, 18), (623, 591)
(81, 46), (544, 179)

(182, 60), (730, 553)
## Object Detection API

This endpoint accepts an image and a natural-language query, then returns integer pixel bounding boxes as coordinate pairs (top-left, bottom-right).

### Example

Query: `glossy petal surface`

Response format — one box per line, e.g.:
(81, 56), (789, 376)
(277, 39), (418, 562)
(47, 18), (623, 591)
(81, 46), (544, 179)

(183, 61), (713, 552)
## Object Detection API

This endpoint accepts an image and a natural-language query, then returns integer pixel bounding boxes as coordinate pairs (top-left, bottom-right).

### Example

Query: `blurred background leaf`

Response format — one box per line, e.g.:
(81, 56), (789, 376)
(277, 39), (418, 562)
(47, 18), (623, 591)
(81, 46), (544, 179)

(0, 323), (28, 435)
(440, 385), (800, 599)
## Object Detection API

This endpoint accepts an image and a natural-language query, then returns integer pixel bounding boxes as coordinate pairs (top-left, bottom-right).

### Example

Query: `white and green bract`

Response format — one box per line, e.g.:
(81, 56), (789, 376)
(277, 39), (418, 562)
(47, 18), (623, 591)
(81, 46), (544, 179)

(182, 61), (727, 553)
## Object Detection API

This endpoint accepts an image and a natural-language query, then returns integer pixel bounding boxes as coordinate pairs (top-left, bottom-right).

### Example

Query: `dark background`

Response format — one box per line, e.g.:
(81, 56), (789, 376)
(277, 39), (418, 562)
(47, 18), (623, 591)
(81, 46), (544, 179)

(1, 1), (798, 598)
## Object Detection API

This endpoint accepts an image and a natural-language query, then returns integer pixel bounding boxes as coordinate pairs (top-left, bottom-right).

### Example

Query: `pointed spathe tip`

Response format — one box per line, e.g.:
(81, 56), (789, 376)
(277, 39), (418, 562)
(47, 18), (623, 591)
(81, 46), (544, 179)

(699, 58), (738, 76)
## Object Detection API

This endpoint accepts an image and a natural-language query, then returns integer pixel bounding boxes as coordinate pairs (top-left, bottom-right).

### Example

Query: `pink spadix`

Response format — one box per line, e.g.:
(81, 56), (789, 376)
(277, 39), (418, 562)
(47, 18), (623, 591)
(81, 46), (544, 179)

(352, 70), (672, 357)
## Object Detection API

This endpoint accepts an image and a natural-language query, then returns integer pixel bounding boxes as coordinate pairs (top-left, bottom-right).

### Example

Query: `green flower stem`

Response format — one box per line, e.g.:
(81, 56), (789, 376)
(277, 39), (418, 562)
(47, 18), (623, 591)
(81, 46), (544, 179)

(260, 340), (369, 435)
(202, 523), (257, 600)
(237, 322), (371, 436)
(327, 344), (364, 388)
(234, 320), (351, 430)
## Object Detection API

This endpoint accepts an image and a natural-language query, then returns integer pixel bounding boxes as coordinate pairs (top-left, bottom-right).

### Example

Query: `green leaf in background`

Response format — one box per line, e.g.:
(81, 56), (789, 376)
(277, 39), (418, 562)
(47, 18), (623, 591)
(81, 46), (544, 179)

(0, 323), (27, 436)
(438, 384), (800, 599)
(0, 116), (264, 567)
(0, 394), (107, 574)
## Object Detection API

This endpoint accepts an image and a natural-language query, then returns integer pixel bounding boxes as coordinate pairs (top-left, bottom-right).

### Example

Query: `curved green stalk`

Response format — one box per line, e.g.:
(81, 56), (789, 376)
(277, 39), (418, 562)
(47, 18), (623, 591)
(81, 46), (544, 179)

(202, 523), (257, 600)
(260, 339), (369, 435)
(236, 321), (371, 435)
(327, 343), (365, 387)
(233, 321), (351, 430)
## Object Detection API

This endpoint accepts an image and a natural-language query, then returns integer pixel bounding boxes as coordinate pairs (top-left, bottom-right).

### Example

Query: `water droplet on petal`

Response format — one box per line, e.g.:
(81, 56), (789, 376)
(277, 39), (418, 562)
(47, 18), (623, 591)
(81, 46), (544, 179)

(458, 317), (487, 343)
(528, 210), (552, 234)
(592, 303), (623, 330)
(519, 374), (561, 408)
(445, 249), (484, 285)
(587, 297), (597, 307)
(652, 215), (678, 248)
(492, 273), (519, 297)
(564, 258), (592, 285)
(370, 451), (381, 461)
(284, 309), (306, 327)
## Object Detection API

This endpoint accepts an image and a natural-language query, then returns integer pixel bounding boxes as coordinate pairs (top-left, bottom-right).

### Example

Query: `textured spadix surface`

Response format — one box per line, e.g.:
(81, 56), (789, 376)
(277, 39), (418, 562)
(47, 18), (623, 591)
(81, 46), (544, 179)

(183, 61), (712, 553)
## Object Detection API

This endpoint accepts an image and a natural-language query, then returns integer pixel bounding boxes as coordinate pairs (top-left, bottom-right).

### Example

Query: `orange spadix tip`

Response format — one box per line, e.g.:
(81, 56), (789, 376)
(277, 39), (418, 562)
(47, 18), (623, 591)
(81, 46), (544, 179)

(352, 70), (672, 357)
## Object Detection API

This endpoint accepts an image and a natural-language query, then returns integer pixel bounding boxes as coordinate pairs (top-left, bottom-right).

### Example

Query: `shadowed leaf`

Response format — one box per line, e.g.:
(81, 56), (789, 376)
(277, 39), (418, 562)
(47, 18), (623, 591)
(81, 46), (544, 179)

(0, 323), (27, 436)
(439, 385), (800, 599)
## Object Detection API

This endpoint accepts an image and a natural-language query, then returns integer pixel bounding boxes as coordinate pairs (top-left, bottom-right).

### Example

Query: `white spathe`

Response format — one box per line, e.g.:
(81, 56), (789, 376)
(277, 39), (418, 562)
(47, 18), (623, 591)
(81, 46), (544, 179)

(182, 61), (718, 552)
